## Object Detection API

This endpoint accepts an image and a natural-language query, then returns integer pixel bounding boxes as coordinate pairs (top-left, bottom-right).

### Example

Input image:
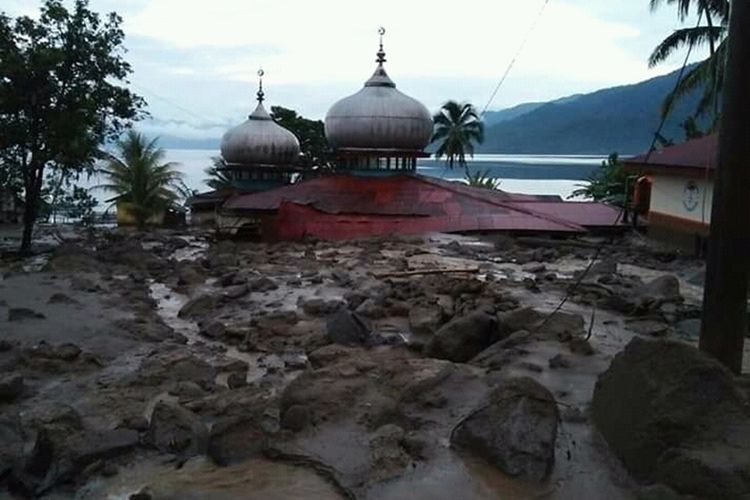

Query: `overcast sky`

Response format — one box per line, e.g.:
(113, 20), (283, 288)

(6, 0), (707, 139)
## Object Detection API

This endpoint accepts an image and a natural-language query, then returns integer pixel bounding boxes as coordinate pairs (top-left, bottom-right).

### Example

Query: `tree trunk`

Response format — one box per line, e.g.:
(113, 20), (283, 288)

(20, 163), (45, 255)
(699, 0), (750, 374)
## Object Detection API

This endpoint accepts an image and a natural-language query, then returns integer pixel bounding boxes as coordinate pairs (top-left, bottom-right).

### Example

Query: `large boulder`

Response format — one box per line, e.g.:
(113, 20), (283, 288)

(408, 304), (446, 336)
(148, 402), (208, 459)
(207, 417), (267, 465)
(426, 311), (499, 362)
(639, 275), (681, 300)
(592, 338), (750, 499)
(0, 373), (24, 402)
(451, 377), (559, 481)
(326, 309), (377, 346)
(178, 294), (218, 318)
(497, 307), (584, 340)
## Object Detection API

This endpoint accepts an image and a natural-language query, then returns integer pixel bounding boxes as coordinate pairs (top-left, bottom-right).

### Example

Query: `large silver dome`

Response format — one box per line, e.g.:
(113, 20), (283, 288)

(325, 43), (433, 152)
(221, 90), (301, 166)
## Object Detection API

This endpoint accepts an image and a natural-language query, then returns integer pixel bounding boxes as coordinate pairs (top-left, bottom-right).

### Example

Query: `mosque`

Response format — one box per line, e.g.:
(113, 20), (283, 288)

(188, 30), (623, 239)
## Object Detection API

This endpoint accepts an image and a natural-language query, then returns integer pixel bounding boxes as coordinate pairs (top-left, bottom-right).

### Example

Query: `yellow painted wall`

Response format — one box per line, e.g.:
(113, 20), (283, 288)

(649, 174), (713, 224)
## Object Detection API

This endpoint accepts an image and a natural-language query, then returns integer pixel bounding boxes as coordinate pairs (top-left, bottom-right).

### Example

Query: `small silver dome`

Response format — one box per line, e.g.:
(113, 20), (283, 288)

(325, 41), (433, 152)
(221, 84), (301, 165)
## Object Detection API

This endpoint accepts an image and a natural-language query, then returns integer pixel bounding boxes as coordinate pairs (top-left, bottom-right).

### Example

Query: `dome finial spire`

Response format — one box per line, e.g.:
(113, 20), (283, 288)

(376, 27), (386, 65)
(256, 68), (265, 103)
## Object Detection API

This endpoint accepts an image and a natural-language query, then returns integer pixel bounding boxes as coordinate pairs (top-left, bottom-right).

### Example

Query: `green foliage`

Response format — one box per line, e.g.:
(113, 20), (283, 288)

(270, 106), (330, 168)
(431, 101), (484, 169)
(569, 153), (628, 206)
(98, 131), (185, 229)
(649, 0), (729, 122)
(204, 156), (233, 191)
(41, 169), (98, 224)
(465, 169), (502, 190)
(0, 0), (144, 251)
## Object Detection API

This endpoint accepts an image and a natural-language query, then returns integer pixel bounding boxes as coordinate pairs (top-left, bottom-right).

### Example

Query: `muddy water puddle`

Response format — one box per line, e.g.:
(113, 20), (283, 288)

(77, 456), (345, 500)
(148, 282), (268, 384)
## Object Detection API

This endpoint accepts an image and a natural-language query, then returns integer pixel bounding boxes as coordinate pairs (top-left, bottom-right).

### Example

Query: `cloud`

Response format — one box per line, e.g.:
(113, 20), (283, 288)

(5, 0), (707, 138)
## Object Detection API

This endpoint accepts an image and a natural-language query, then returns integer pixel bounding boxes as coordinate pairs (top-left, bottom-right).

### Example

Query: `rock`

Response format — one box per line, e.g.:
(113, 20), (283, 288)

(330, 269), (352, 286)
(281, 404), (310, 432)
(590, 260), (618, 275)
(408, 305), (445, 335)
(66, 429), (139, 468)
(208, 417), (267, 465)
(227, 372), (247, 389)
(561, 406), (588, 423)
(129, 487), (154, 500)
(168, 381), (207, 400)
(136, 354), (216, 390)
(300, 297), (345, 316)
(0, 373), (24, 402)
(199, 320), (226, 339)
(452, 377), (559, 481)
(222, 284), (249, 300)
(249, 276), (278, 293)
(326, 310), (376, 346)
(177, 265), (205, 286)
(548, 354), (573, 369)
(308, 345), (359, 368)
(355, 298), (386, 319)
(0, 415), (23, 479)
(497, 307), (545, 335)
(568, 338), (595, 356)
(47, 293), (78, 305)
(626, 319), (672, 337)
(498, 308), (585, 341)
(343, 290), (368, 310)
(70, 275), (100, 292)
(640, 275), (681, 300)
(426, 311), (499, 362)
(178, 294), (218, 318)
(148, 402), (208, 459)
(120, 416), (149, 432)
(592, 338), (750, 499)
(522, 262), (546, 274)
(8, 308), (46, 321)
(53, 343), (82, 361)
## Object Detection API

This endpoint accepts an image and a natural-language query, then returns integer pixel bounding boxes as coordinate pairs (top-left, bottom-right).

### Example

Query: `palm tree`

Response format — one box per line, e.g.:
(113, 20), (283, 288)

(649, 0), (729, 122)
(431, 101), (484, 169)
(204, 156), (233, 191)
(99, 131), (186, 229)
(465, 169), (502, 190)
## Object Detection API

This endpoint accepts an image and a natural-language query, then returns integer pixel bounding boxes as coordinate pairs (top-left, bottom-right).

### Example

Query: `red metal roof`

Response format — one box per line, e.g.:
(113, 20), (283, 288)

(626, 134), (718, 171)
(505, 201), (623, 228)
(222, 174), (623, 240)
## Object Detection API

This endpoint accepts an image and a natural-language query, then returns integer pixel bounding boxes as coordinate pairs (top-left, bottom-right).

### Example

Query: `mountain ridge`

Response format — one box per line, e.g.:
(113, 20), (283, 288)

(478, 67), (704, 155)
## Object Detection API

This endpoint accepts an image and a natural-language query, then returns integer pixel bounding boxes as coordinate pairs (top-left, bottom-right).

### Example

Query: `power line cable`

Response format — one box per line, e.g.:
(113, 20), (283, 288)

(129, 81), (229, 127)
(480, 0), (552, 117)
(533, 10), (705, 335)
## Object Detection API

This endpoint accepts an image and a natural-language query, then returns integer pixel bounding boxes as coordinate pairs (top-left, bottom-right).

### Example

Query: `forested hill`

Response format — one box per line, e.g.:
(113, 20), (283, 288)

(479, 67), (705, 155)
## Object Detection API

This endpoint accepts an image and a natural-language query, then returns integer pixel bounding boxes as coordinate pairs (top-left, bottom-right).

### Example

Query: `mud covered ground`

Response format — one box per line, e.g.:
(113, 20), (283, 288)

(1, 228), (748, 499)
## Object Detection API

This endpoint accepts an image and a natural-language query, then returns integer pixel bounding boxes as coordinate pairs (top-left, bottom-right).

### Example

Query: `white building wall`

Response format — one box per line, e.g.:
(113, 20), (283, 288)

(649, 174), (713, 225)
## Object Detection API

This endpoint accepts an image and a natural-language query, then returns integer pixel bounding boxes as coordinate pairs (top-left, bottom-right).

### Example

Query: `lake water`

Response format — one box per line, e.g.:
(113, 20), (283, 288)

(85, 150), (605, 206)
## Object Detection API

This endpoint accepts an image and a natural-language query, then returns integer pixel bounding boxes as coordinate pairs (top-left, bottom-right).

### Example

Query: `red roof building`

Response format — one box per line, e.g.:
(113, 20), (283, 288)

(624, 134), (718, 253)
(220, 174), (623, 241)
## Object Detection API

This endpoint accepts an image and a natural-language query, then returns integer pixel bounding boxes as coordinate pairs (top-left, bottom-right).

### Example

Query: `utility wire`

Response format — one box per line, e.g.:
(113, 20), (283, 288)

(642, 10), (704, 164)
(533, 9), (704, 335)
(480, 0), (552, 117)
(129, 81), (228, 127)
